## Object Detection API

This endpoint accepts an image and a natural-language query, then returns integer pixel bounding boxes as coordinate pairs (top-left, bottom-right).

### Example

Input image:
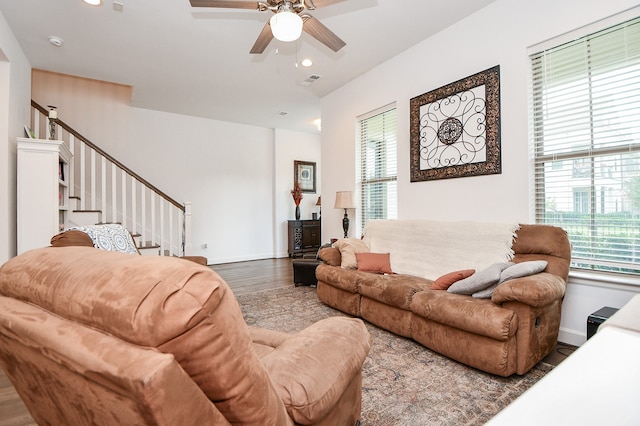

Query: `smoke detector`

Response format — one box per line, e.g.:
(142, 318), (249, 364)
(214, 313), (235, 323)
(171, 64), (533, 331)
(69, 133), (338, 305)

(48, 36), (64, 47)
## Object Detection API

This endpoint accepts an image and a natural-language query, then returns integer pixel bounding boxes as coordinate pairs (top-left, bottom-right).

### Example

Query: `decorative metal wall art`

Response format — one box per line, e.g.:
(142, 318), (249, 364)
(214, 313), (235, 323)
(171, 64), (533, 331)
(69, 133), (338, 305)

(410, 65), (501, 182)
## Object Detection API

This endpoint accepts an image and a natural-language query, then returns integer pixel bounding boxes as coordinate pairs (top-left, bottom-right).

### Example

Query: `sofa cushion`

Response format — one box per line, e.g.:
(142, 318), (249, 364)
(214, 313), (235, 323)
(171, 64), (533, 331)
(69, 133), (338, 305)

(260, 318), (371, 424)
(357, 273), (431, 310)
(512, 224), (571, 281)
(448, 262), (514, 295)
(432, 269), (476, 290)
(315, 264), (361, 293)
(333, 238), (369, 269)
(472, 260), (548, 299)
(410, 290), (518, 341)
(356, 252), (392, 274)
(318, 247), (341, 266)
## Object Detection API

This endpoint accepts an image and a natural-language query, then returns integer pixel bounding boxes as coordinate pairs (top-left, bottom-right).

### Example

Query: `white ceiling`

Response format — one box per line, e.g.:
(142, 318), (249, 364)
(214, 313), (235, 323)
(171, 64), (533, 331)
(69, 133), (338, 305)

(0, 0), (495, 134)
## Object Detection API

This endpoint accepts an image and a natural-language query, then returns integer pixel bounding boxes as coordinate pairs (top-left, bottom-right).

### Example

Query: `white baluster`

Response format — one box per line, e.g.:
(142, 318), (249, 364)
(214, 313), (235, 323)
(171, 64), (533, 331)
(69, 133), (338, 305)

(111, 163), (117, 223)
(141, 189), (146, 246)
(131, 180), (137, 235)
(121, 170), (127, 230)
(160, 200), (165, 256)
(101, 157), (107, 222)
(90, 149), (96, 211)
(151, 193), (156, 246)
(169, 206), (174, 256)
(184, 202), (192, 256)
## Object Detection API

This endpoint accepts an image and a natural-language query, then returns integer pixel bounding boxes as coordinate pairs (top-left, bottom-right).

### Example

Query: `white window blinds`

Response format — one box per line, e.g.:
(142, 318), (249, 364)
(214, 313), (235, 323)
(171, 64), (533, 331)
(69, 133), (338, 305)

(358, 106), (398, 233)
(531, 16), (640, 275)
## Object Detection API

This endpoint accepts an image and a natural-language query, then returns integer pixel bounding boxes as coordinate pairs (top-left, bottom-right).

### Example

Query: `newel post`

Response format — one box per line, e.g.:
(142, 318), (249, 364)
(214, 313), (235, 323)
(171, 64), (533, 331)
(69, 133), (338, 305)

(184, 201), (193, 256)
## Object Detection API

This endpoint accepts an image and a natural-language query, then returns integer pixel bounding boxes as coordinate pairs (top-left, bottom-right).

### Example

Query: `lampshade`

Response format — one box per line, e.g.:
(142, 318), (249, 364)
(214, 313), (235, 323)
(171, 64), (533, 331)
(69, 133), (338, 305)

(270, 10), (303, 42)
(334, 191), (355, 209)
(316, 196), (321, 206)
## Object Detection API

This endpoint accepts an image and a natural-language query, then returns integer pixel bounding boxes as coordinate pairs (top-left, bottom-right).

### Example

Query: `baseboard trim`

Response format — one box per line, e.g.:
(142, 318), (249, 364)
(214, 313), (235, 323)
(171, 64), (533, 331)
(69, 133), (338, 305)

(558, 327), (585, 347)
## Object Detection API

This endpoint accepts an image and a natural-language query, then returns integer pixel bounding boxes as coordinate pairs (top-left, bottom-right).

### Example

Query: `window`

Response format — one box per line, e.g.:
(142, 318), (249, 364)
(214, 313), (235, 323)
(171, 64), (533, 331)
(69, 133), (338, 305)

(531, 16), (640, 275)
(358, 105), (398, 233)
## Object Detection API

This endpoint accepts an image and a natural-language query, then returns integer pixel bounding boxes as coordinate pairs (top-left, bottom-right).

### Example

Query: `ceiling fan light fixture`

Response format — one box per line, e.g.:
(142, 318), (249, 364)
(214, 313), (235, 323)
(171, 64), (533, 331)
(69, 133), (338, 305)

(270, 10), (303, 42)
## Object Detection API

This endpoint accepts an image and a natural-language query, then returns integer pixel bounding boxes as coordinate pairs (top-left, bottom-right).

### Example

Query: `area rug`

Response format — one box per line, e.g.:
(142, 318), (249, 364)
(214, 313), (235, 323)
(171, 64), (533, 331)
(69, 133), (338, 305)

(236, 285), (552, 426)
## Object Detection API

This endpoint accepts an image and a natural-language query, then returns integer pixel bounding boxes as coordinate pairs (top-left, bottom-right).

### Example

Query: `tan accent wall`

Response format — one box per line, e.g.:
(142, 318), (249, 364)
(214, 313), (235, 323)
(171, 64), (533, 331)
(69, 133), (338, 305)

(31, 69), (132, 148)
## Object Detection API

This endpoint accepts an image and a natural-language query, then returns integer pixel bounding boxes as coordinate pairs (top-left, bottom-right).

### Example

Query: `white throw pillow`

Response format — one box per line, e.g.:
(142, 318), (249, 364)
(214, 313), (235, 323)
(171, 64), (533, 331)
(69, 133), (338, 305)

(333, 238), (370, 269)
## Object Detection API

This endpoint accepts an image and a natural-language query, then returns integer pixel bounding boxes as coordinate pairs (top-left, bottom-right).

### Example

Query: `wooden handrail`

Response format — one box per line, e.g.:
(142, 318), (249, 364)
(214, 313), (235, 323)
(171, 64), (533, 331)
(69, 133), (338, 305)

(32, 100), (184, 212)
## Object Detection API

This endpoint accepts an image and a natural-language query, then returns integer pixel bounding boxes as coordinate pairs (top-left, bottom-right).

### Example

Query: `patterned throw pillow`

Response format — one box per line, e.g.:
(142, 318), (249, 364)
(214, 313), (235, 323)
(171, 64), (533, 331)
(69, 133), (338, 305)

(69, 224), (139, 255)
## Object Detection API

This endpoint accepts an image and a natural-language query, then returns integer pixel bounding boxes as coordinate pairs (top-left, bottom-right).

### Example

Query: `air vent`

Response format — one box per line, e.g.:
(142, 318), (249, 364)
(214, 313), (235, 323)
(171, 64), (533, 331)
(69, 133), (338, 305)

(300, 74), (322, 86)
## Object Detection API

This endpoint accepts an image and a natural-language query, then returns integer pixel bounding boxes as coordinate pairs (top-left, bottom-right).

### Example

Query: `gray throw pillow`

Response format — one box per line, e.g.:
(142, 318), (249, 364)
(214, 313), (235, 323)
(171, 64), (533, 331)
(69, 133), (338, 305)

(447, 262), (514, 295)
(499, 260), (548, 283)
(472, 260), (548, 299)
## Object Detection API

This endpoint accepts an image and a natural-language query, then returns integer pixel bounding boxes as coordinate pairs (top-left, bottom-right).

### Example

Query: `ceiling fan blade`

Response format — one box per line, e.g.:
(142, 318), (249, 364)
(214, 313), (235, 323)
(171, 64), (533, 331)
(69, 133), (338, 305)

(250, 21), (274, 54)
(303, 0), (347, 9)
(189, 0), (259, 9)
(302, 15), (345, 52)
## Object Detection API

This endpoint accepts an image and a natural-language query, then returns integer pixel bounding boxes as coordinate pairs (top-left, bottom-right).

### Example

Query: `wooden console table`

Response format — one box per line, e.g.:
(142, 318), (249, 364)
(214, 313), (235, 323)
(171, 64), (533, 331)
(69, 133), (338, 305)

(288, 220), (321, 257)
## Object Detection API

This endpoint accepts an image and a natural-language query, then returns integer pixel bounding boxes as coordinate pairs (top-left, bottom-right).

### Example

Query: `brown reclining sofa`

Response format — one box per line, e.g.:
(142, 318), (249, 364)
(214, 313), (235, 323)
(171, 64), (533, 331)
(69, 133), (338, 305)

(316, 220), (571, 377)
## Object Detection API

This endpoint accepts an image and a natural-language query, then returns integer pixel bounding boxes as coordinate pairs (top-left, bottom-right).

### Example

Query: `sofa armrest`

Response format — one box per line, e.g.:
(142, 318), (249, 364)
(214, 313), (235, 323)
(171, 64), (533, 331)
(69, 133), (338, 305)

(260, 317), (371, 424)
(491, 272), (566, 307)
(318, 247), (342, 266)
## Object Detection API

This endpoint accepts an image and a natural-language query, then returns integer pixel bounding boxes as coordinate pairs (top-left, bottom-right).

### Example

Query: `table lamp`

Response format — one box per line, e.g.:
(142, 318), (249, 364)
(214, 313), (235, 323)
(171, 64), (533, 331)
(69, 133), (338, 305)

(334, 191), (355, 238)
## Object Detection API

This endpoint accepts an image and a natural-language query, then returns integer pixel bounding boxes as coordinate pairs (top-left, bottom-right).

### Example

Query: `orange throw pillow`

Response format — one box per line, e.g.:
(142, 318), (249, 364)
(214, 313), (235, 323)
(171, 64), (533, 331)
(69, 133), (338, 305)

(432, 269), (476, 290)
(356, 252), (392, 274)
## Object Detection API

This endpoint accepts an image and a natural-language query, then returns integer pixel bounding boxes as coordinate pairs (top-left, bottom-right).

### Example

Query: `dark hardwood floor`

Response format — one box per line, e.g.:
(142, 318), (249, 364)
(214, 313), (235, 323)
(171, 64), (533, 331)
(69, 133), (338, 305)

(0, 257), (576, 425)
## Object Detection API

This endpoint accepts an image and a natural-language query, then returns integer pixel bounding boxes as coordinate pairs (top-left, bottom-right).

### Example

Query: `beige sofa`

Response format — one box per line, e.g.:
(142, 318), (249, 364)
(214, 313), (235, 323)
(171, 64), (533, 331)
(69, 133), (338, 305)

(0, 246), (371, 425)
(316, 220), (571, 377)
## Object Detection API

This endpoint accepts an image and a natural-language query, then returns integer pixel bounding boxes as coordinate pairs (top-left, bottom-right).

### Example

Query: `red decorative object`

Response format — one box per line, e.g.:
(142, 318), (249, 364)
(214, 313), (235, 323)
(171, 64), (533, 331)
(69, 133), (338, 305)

(291, 183), (303, 206)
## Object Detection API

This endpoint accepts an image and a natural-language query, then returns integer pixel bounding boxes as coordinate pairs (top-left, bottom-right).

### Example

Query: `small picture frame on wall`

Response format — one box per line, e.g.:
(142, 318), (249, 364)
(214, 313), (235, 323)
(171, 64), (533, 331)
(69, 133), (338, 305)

(294, 160), (316, 193)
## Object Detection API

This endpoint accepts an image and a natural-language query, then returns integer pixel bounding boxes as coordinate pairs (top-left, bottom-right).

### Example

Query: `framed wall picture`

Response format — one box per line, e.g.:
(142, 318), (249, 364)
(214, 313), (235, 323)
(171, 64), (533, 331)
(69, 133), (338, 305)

(410, 65), (501, 182)
(294, 160), (316, 193)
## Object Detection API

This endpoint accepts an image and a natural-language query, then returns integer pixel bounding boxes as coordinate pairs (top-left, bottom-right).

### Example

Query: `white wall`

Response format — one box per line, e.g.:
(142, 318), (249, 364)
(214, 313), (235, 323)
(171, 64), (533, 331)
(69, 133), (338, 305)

(0, 10), (31, 263)
(30, 71), (321, 264)
(320, 0), (640, 345)
(274, 128), (322, 257)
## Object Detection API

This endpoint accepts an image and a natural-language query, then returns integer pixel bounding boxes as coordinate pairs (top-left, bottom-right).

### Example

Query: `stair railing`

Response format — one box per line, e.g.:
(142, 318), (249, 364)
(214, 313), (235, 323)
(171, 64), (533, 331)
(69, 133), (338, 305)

(31, 100), (192, 257)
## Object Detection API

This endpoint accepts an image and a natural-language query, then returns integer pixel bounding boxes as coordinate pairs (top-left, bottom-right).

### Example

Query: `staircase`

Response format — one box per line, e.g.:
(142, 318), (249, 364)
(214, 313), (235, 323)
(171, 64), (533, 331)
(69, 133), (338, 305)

(31, 101), (192, 257)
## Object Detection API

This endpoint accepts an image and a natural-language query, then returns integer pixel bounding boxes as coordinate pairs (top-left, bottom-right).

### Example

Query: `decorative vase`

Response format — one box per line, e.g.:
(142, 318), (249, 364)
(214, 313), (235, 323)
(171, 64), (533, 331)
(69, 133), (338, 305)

(295, 205), (301, 220)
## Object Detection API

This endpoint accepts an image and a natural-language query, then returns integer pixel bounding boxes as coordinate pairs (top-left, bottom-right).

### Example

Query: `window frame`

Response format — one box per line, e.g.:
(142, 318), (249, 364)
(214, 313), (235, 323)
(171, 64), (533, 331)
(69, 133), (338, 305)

(357, 104), (398, 235)
(530, 12), (640, 280)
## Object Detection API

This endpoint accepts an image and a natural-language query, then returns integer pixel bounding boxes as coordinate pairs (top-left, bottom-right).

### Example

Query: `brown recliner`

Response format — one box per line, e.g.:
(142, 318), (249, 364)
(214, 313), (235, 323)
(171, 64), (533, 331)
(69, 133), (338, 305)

(0, 247), (371, 425)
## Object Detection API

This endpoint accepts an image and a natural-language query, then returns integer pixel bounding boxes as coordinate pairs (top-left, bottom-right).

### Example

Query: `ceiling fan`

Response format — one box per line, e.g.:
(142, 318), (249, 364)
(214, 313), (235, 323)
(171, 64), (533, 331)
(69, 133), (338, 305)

(189, 0), (347, 54)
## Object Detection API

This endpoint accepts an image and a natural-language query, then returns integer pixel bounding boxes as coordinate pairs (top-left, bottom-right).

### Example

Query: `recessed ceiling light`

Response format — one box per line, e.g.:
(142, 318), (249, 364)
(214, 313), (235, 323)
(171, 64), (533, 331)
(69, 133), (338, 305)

(83, 0), (102, 5)
(301, 58), (313, 67)
(48, 36), (64, 47)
